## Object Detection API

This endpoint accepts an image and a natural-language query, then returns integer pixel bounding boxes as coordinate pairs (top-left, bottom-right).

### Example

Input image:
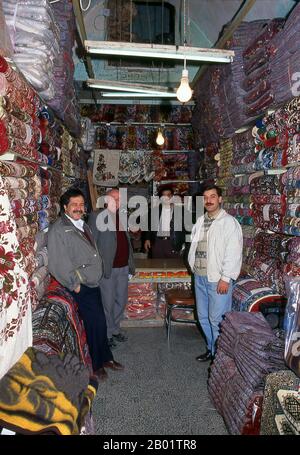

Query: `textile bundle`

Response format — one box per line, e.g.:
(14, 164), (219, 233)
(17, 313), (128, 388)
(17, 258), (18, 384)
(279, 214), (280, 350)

(94, 124), (194, 151)
(208, 312), (285, 434)
(48, 0), (80, 136)
(192, 21), (265, 144)
(3, 0), (60, 101)
(232, 277), (282, 312)
(32, 279), (92, 372)
(0, 347), (97, 435)
(81, 104), (193, 124)
(260, 369), (300, 435)
(282, 167), (300, 236)
(125, 283), (157, 320)
(270, 3), (300, 106)
(242, 19), (284, 118)
(283, 278), (300, 378)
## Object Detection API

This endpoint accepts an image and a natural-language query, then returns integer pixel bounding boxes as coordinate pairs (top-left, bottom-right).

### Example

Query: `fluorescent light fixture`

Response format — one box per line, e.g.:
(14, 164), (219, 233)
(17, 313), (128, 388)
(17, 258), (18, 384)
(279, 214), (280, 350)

(85, 41), (234, 63)
(101, 92), (178, 98)
(87, 79), (174, 94)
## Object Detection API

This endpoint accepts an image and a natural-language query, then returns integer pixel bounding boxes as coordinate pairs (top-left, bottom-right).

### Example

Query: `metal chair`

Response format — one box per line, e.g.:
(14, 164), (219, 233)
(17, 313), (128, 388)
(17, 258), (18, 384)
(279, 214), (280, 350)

(165, 289), (197, 346)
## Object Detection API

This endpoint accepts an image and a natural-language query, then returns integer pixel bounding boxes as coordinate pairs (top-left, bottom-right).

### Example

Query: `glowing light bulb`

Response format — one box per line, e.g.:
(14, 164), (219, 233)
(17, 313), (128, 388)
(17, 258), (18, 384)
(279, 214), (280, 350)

(156, 130), (164, 146)
(176, 68), (193, 103)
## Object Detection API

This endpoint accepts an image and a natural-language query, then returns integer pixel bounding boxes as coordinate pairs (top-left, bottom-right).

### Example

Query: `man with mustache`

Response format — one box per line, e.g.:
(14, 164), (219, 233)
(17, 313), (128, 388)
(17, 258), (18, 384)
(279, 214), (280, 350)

(48, 188), (123, 381)
(188, 183), (243, 362)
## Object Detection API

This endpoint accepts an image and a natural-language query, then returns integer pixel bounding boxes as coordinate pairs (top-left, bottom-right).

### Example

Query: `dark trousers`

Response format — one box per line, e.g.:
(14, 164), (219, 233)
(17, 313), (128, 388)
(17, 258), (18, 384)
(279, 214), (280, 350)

(70, 285), (113, 372)
(152, 237), (180, 259)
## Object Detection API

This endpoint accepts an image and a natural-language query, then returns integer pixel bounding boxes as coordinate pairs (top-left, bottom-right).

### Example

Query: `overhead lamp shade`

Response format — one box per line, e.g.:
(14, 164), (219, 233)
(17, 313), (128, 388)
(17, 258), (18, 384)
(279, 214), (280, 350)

(176, 69), (193, 103)
(156, 130), (165, 146)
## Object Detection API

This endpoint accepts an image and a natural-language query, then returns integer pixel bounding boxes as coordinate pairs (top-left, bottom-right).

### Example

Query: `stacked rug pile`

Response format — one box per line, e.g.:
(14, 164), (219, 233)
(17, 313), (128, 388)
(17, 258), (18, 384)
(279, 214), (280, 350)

(208, 312), (286, 434)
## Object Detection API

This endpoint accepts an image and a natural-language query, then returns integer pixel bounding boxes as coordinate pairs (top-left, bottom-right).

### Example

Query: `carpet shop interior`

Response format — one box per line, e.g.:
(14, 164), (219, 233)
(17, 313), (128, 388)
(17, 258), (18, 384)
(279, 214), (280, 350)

(0, 0), (300, 436)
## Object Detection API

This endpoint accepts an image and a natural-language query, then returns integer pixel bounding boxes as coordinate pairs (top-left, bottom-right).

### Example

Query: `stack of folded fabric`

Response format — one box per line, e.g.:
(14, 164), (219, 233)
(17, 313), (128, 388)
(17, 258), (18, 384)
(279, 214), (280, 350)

(231, 129), (256, 175)
(125, 283), (157, 320)
(1, 162), (42, 283)
(241, 225), (257, 271)
(242, 19), (284, 118)
(208, 312), (286, 434)
(193, 21), (266, 143)
(270, 3), (300, 106)
(82, 104), (193, 124)
(48, 0), (80, 137)
(201, 143), (219, 180)
(224, 175), (253, 226)
(282, 167), (300, 236)
(0, 347), (97, 435)
(192, 68), (224, 144)
(3, 0), (60, 100)
(0, 56), (41, 161)
(250, 174), (285, 232)
(246, 231), (289, 294)
(260, 369), (300, 435)
(218, 138), (233, 178)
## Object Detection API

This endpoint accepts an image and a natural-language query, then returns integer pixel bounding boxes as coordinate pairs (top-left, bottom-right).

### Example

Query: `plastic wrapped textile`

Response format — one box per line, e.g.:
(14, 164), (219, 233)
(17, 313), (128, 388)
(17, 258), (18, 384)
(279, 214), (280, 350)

(3, 0), (60, 98)
(283, 278), (300, 377)
(260, 369), (300, 435)
(124, 302), (157, 320)
(0, 0), (13, 57)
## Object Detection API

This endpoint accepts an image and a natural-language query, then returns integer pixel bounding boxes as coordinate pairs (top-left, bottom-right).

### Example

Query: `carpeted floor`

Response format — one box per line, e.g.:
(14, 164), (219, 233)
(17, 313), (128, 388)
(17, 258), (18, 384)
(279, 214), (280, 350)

(92, 325), (228, 435)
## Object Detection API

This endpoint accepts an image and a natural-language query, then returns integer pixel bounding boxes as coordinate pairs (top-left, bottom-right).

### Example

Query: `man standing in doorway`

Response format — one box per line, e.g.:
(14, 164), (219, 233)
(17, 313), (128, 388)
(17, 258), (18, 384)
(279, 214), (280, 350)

(144, 186), (185, 259)
(188, 183), (243, 361)
(48, 188), (124, 381)
(88, 188), (135, 349)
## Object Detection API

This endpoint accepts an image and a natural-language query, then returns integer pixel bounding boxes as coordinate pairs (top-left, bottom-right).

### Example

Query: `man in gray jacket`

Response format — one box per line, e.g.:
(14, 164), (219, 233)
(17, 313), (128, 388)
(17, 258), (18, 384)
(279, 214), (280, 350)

(88, 188), (135, 349)
(48, 188), (124, 380)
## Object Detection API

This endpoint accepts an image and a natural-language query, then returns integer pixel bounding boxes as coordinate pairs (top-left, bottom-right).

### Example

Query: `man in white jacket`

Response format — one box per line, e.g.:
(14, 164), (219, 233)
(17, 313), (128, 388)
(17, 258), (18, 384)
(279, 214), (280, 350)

(188, 183), (243, 361)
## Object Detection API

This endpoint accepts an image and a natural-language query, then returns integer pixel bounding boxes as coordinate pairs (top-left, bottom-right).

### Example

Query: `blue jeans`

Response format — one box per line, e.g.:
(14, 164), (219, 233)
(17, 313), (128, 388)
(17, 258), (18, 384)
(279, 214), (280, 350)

(194, 275), (233, 355)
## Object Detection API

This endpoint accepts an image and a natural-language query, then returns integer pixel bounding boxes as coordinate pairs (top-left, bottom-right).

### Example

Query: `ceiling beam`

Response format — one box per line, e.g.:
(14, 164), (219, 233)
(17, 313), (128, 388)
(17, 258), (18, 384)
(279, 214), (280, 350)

(191, 0), (257, 88)
(87, 79), (176, 94)
(85, 41), (234, 63)
(72, 0), (95, 80)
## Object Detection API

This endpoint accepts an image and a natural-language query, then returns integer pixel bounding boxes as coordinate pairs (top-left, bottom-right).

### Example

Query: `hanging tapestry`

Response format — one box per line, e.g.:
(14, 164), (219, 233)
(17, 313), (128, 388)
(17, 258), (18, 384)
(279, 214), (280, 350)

(93, 149), (120, 187)
(0, 176), (32, 380)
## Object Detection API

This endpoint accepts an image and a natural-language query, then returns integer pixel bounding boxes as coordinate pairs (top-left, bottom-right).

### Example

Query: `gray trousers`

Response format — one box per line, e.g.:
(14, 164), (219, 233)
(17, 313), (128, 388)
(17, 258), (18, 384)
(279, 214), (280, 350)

(99, 265), (129, 338)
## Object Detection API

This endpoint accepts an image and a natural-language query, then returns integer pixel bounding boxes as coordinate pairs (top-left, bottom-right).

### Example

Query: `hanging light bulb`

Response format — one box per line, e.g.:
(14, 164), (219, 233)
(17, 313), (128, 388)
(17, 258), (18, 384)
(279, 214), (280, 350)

(156, 129), (164, 146)
(176, 67), (193, 103)
(177, 0), (193, 103)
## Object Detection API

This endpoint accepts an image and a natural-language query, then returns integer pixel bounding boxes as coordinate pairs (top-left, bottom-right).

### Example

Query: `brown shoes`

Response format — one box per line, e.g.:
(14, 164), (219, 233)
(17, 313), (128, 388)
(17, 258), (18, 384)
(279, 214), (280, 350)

(103, 360), (124, 371)
(94, 367), (108, 381)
